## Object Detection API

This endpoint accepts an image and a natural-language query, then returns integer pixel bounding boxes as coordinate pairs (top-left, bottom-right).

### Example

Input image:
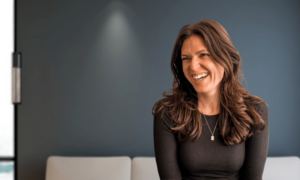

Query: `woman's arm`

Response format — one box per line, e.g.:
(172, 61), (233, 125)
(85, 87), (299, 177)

(239, 102), (269, 180)
(153, 109), (182, 180)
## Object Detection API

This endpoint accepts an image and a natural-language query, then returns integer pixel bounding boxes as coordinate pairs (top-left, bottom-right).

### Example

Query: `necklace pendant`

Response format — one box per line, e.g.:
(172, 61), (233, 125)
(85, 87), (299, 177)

(211, 136), (214, 141)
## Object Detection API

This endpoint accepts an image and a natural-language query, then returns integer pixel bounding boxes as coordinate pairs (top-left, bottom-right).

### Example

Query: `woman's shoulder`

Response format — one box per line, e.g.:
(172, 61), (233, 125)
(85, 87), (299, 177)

(253, 101), (268, 115)
(154, 106), (177, 129)
(252, 101), (269, 124)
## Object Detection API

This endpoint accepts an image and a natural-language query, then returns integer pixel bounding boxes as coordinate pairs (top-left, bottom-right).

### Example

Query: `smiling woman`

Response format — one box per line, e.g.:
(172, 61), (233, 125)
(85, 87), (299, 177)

(152, 19), (269, 180)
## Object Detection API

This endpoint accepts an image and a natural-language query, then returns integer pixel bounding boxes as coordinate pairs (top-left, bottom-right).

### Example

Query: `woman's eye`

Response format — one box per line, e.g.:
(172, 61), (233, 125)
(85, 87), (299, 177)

(182, 54), (209, 60)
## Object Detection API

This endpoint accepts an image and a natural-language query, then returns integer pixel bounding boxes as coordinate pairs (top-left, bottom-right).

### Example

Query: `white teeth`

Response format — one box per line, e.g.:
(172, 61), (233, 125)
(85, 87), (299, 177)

(193, 74), (208, 79)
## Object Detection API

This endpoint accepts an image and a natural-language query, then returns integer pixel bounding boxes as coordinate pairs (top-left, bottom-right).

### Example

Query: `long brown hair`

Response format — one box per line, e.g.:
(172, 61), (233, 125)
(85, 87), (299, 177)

(152, 19), (268, 146)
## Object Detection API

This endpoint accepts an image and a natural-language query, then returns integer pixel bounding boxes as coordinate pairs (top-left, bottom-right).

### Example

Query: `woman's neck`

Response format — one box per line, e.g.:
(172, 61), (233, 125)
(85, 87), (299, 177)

(197, 91), (220, 115)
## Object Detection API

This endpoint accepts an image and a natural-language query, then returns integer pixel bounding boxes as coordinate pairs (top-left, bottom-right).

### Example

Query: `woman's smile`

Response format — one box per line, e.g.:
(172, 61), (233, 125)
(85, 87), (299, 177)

(193, 74), (209, 84)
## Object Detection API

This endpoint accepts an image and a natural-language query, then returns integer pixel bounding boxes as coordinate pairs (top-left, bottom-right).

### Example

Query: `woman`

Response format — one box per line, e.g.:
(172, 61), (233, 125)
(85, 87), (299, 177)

(152, 19), (269, 180)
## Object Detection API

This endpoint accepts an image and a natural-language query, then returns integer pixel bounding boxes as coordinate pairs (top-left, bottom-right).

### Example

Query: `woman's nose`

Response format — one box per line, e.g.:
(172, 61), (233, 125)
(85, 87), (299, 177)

(190, 56), (202, 69)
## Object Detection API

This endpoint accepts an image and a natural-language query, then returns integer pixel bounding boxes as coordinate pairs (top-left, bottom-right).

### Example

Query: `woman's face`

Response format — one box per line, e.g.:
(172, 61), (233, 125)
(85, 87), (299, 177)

(181, 34), (224, 96)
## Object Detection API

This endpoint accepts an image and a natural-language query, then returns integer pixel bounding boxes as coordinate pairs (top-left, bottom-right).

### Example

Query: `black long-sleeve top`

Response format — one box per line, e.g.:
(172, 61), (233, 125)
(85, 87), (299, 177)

(153, 102), (269, 180)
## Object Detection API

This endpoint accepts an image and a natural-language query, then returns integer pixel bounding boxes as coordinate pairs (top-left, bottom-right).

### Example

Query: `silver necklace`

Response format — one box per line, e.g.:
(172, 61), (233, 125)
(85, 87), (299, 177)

(200, 110), (220, 141)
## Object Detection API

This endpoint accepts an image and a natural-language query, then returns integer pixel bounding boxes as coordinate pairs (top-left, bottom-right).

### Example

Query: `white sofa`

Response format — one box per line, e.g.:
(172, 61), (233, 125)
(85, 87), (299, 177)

(45, 156), (300, 180)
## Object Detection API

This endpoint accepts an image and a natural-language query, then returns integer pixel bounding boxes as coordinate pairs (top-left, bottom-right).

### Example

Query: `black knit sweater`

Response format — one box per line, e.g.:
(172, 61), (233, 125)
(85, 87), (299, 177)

(153, 102), (269, 180)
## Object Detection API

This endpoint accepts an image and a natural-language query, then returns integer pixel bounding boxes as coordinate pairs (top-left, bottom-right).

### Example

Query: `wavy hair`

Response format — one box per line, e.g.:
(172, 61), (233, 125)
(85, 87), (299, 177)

(152, 19), (268, 146)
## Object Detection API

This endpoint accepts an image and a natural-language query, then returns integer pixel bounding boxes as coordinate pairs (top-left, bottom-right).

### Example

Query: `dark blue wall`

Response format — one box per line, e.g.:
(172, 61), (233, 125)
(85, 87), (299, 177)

(18, 0), (300, 179)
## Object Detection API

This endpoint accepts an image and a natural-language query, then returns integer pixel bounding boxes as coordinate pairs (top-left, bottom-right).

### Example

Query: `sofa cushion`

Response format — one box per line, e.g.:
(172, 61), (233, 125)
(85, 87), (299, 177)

(45, 156), (131, 180)
(132, 156), (300, 180)
(131, 157), (160, 180)
(262, 156), (300, 180)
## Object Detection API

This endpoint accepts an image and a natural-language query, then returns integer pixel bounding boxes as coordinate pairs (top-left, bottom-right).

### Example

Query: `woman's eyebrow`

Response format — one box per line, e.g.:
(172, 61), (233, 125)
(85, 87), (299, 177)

(181, 49), (208, 56)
